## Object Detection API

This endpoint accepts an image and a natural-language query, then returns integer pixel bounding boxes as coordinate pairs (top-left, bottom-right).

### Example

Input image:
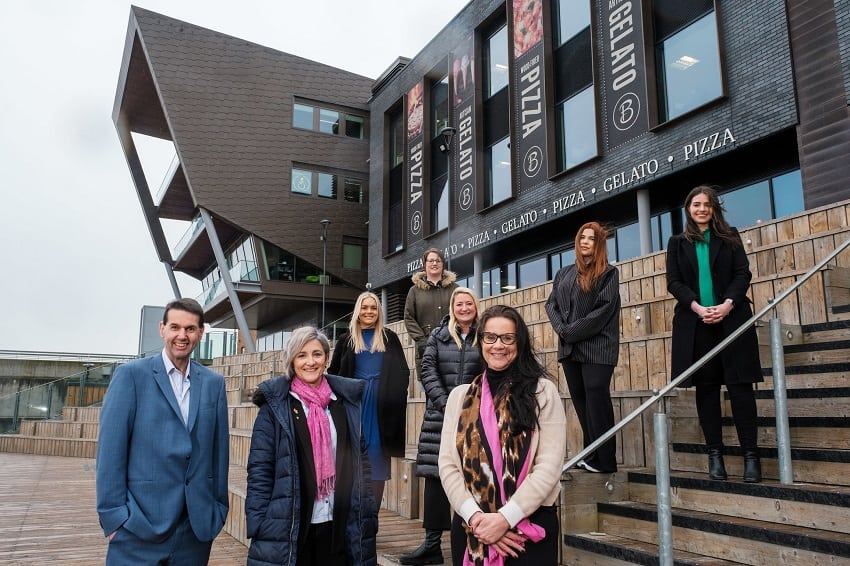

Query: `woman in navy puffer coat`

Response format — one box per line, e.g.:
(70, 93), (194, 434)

(245, 327), (377, 566)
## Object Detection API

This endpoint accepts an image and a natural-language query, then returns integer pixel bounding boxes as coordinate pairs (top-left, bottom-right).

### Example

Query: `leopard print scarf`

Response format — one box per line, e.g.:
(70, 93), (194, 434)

(456, 371), (532, 565)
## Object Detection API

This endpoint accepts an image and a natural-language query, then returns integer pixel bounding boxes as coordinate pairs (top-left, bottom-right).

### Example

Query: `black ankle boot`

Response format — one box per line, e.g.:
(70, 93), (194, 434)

(743, 450), (762, 483)
(400, 529), (443, 565)
(708, 446), (727, 480)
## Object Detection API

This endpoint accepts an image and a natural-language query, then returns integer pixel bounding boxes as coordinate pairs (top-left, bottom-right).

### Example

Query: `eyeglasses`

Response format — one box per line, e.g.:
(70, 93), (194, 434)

(425, 258), (443, 264)
(480, 332), (517, 345)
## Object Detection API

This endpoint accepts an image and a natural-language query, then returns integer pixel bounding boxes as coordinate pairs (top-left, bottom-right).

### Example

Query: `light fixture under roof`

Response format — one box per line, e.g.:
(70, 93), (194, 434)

(672, 55), (700, 70)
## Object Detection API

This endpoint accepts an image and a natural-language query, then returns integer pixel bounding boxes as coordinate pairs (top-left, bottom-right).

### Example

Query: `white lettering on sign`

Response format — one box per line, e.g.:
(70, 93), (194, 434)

(603, 159), (658, 192)
(520, 59), (542, 139)
(609, 1), (636, 91)
(409, 142), (423, 204)
(551, 190), (587, 214)
(457, 115), (473, 181)
(501, 210), (539, 234)
(467, 231), (492, 250)
(683, 128), (736, 161)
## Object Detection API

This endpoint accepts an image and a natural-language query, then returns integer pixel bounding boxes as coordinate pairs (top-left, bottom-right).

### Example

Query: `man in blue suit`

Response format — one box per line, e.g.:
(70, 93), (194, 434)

(96, 298), (230, 565)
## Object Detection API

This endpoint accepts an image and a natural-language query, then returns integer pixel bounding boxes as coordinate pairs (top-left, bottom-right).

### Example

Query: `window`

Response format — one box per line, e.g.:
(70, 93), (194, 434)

(552, 0), (597, 171)
(722, 182), (771, 228)
(486, 25), (509, 96)
(342, 242), (366, 270)
(345, 114), (365, 139)
(291, 169), (312, 195)
(430, 74), (450, 233)
(653, 1), (722, 122)
(387, 108), (405, 253)
(772, 170), (804, 218)
(319, 109), (340, 134)
(484, 19), (512, 207)
(293, 103), (314, 129)
(519, 256), (547, 287)
(292, 101), (367, 137)
(485, 137), (512, 206)
(318, 173), (336, 199)
(292, 166), (365, 202)
(344, 179), (364, 203)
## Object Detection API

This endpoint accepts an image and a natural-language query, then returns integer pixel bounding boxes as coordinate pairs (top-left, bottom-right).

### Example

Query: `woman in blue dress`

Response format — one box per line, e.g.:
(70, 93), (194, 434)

(329, 291), (410, 510)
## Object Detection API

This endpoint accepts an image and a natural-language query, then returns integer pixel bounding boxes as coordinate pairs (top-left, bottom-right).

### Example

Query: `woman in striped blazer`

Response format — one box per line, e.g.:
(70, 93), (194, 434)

(546, 222), (621, 473)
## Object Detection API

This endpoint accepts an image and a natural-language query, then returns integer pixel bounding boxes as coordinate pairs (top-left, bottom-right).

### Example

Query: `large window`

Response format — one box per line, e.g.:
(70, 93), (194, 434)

(291, 166), (365, 203)
(292, 101), (368, 138)
(387, 108), (405, 253)
(553, 0), (597, 170)
(484, 20), (512, 207)
(723, 170), (804, 228)
(430, 75), (450, 233)
(653, 1), (723, 122)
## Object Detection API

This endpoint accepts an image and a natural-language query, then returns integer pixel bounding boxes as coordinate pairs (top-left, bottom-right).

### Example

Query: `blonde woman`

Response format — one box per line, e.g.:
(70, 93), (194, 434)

(402, 287), (483, 565)
(329, 291), (410, 507)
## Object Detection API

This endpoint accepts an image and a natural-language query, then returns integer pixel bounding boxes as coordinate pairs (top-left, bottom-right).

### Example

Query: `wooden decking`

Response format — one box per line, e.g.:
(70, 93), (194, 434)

(0, 453), (445, 565)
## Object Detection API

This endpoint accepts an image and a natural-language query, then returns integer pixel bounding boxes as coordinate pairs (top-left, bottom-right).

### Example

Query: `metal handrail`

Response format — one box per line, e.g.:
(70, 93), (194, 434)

(563, 233), (850, 473)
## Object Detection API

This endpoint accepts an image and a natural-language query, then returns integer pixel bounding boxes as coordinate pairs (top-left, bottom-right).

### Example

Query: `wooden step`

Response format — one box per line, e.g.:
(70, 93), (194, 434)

(0, 435), (96, 458)
(229, 403), (259, 430)
(628, 470), (850, 535)
(598, 501), (850, 564)
(670, 443), (850, 486)
(229, 428), (252, 468)
(670, 415), (850, 449)
(18, 420), (99, 439)
(563, 532), (745, 565)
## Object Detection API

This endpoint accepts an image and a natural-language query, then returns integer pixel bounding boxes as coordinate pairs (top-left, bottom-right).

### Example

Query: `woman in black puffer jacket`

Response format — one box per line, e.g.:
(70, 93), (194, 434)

(400, 287), (483, 566)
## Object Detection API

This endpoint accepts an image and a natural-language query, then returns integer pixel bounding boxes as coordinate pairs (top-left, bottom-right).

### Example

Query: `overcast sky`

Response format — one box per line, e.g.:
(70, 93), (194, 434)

(0, 0), (468, 355)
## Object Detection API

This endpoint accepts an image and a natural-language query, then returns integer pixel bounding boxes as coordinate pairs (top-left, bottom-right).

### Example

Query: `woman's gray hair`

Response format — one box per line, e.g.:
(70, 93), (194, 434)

(280, 326), (330, 379)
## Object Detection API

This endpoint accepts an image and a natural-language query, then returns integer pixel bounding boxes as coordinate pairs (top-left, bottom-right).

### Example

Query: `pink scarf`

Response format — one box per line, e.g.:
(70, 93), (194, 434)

(464, 376), (545, 566)
(290, 376), (335, 500)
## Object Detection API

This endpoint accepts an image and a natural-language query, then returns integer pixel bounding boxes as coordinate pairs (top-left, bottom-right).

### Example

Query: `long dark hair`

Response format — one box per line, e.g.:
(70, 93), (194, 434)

(683, 185), (741, 246)
(574, 221), (611, 293)
(478, 305), (547, 433)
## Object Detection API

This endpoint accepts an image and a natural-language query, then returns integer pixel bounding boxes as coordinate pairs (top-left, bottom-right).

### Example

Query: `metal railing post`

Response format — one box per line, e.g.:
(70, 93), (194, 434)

(769, 305), (794, 484)
(46, 382), (54, 419)
(654, 393), (673, 566)
(13, 391), (21, 432)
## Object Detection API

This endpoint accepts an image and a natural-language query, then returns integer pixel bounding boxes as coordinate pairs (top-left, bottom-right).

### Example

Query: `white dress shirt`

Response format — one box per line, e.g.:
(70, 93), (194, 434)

(162, 350), (190, 427)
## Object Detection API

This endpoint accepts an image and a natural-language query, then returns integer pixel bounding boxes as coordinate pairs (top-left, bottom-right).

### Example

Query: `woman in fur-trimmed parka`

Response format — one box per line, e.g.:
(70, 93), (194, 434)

(404, 247), (458, 364)
(245, 327), (377, 566)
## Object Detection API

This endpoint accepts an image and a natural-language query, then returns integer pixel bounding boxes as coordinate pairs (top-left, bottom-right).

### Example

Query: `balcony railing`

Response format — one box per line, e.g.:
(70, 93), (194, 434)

(154, 153), (181, 205)
(196, 261), (260, 308)
(172, 214), (205, 259)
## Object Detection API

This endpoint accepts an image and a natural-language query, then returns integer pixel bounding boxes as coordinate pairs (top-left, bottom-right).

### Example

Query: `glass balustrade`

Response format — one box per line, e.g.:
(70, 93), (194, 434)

(172, 215), (205, 259)
(154, 153), (181, 205)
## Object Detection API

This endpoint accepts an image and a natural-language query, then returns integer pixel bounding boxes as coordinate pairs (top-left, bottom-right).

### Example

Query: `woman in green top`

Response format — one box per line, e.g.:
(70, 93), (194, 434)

(666, 185), (763, 483)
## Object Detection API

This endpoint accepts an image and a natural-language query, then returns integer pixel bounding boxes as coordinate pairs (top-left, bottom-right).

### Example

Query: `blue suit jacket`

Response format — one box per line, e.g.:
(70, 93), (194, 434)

(96, 354), (230, 542)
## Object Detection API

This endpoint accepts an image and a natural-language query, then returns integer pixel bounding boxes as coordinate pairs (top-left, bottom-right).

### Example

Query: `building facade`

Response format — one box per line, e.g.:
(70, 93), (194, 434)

(116, 1), (850, 344)
(114, 7), (374, 351)
(368, 0), (850, 303)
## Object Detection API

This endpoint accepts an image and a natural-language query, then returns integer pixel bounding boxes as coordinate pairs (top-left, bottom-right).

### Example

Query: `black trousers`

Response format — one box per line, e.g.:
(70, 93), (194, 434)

(692, 322), (759, 450)
(422, 476), (452, 531)
(561, 361), (617, 472)
(450, 505), (559, 565)
(297, 521), (346, 565)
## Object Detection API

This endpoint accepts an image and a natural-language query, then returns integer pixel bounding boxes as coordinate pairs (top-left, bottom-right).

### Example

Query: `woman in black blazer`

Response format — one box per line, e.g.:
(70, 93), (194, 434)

(546, 221), (621, 473)
(666, 185), (762, 483)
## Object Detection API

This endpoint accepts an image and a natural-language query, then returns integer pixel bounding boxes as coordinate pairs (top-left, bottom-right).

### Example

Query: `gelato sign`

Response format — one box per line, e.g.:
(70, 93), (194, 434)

(602, 0), (648, 149)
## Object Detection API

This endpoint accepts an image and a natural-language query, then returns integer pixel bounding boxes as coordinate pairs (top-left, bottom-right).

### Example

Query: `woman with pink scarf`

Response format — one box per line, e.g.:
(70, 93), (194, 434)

(438, 305), (566, 565)
(245, 326), (377, 565)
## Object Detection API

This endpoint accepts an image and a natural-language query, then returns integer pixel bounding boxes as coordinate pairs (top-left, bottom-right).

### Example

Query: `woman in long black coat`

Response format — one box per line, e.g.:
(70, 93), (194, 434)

(666, 185), (763, 483)
(400, 287), (483, 566)
(329, 291), (410, 510)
